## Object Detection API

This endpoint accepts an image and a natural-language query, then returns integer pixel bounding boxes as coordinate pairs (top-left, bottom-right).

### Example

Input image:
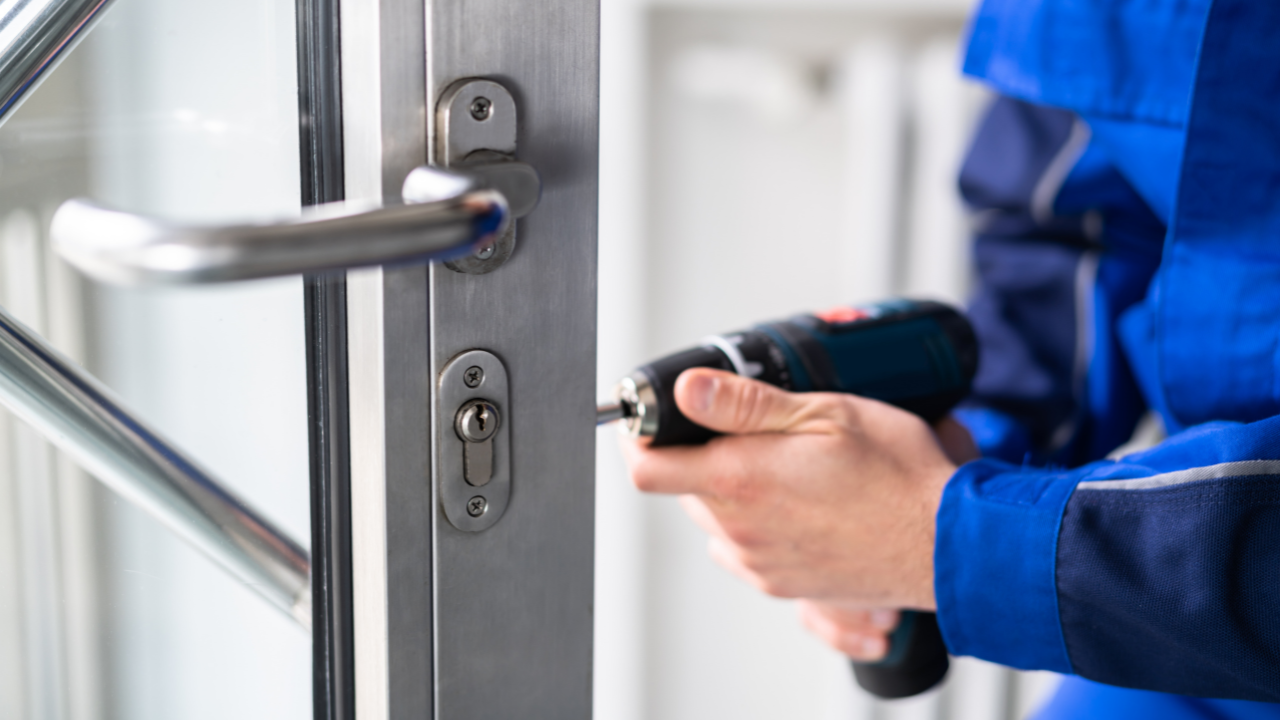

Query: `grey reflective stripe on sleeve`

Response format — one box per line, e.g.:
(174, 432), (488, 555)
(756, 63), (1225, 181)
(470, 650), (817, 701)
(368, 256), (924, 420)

(1076, 459), (1280, 491)
(1030, 119), (1092, 225)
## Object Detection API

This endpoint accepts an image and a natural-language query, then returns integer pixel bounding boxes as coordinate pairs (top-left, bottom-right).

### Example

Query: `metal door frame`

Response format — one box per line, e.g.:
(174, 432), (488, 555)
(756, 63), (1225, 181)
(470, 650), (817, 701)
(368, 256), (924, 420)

(297, 0), (354, 717)
(307, 1), (599, 717)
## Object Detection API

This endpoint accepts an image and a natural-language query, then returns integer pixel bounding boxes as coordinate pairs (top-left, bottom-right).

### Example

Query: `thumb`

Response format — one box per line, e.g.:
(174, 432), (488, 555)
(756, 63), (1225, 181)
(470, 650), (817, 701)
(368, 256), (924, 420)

(674, 368), (809, 435)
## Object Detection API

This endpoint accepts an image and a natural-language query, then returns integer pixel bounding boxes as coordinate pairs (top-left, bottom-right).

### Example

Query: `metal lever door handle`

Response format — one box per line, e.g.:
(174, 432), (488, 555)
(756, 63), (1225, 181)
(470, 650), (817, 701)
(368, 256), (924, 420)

(50, 163), (540, 285)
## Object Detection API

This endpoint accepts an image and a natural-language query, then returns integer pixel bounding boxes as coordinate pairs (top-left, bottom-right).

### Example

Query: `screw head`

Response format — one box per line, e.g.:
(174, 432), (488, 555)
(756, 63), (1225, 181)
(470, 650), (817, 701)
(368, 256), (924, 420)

(467, 496), (488, 517)
(475, 243), (496, 260)
(463, 366), (484, 388)
(469, 96), (493, 121)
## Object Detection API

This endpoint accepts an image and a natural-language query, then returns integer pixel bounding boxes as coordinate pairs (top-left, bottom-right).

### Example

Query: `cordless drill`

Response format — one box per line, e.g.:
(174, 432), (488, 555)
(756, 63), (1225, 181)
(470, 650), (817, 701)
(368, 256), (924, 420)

(597, 298), (978, 699)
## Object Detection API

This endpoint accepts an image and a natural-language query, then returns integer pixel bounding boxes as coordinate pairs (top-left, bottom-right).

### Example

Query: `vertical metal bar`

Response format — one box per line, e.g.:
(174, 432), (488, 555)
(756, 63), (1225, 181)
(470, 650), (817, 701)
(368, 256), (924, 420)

(297, 0), (352, 717)
(342, 0), (599, 718)
(341, 0), (431, 717)
(304, 277), (353, 720)
(426, 2), (599, 718)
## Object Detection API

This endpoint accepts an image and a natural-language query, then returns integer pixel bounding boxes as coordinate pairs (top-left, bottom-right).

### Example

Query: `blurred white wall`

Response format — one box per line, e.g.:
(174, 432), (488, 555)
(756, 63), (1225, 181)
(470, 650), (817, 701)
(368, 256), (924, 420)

(596, 2), (1061, 719)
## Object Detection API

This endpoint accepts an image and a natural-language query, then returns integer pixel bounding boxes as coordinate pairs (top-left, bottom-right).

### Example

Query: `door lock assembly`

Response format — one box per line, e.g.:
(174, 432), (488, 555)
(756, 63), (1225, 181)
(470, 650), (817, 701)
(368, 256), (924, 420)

(432, 77), (540, 275)
(438, 350), (511, 531)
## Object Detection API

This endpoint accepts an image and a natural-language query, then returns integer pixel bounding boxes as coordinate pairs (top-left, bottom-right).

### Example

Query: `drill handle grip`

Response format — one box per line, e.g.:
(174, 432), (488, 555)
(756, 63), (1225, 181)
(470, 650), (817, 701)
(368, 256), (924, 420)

(851, 610), (949, 699)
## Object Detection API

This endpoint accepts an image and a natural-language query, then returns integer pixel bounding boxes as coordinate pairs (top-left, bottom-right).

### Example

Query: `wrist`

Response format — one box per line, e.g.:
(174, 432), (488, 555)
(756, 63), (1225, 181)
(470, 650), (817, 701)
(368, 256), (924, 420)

(908, 460), (953, 610)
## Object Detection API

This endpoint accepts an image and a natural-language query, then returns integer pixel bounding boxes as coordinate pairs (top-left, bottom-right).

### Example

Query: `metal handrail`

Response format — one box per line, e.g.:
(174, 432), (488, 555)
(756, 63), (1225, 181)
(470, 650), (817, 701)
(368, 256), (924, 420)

(24, 164), (535, 624)
(0, 0), (321, 627)
(0, 301), (313, 626)
(0, 0), (535, 630)
(0, 0), (117, 123)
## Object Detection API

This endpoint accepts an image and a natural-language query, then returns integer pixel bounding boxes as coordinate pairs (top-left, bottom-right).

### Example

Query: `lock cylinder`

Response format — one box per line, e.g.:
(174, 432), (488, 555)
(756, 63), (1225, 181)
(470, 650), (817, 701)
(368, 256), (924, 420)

(455, 399), (500, 486)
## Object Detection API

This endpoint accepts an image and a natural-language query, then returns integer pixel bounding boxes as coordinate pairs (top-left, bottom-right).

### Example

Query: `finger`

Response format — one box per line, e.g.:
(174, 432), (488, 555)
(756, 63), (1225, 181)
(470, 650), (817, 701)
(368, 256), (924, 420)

(707, 537), (767, 590)
(679, 495), (732, 542)
(674, 368), (812, 436)
(833, 605), (899, 633)
(801, 601), (899, 634)
(934, 415), (980, 465)
(798, 600), (891, 661)
(621, 438), (722, 496)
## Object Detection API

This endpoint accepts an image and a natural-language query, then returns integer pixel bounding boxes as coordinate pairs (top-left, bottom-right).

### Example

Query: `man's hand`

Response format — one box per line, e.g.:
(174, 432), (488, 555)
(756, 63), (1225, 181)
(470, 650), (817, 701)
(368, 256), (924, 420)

(622, 367), (974, 658)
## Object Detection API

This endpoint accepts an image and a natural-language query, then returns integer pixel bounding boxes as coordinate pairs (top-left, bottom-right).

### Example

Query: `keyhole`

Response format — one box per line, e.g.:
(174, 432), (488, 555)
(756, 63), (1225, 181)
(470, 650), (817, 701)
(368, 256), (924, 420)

(455, 400), (499, 444)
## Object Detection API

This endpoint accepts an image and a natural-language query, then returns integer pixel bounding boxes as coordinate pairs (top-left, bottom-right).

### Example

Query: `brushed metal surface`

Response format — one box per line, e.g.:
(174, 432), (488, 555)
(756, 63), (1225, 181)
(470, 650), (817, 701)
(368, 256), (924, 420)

(427, 1), (599, 718)
(341, 0), (432, 716)
(437, 350), (510, 531)
(436, 79), (516, 165)
(345, 0), (597, 717)
(436, 79), (532, 275)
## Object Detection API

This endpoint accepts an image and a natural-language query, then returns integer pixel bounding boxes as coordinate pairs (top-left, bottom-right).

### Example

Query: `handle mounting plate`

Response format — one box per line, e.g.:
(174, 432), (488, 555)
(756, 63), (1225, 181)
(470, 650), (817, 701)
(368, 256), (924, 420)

(437, 78), (524, 274)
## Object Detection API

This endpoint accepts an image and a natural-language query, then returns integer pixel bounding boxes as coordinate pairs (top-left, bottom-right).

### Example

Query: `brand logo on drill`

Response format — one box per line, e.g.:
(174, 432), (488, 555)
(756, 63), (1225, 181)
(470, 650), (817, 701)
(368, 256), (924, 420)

(815, 306), (873, 325)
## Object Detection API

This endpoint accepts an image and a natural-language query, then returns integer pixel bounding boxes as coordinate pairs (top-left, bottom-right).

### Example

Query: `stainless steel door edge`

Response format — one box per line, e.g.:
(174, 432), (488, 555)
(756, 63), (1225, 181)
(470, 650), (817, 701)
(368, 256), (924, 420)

(343, 0), (598, 717)
(341, 0), (431, 716)
(425, 0), (599, 717)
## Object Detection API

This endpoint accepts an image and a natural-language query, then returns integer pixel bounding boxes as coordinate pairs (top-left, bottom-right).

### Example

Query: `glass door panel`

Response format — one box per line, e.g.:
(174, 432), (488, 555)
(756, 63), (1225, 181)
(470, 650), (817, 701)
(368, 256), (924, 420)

(0, 0), (311, 717)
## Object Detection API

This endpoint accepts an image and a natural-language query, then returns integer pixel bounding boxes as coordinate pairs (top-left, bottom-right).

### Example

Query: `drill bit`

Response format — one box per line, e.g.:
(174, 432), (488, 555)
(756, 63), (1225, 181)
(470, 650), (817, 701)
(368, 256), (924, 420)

(595, 398), (634, 426)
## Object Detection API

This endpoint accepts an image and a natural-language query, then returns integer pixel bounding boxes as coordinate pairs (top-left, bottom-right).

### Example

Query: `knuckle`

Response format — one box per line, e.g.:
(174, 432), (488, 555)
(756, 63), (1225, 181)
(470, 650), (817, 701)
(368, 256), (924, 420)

(816, 395), (859, 425)
(705, 447), (763, 504)
(733, 381), (774, 429)
(707, 463), (749, 502)
(706, 471), (738, 501)
(757, 576), (797, 599)
(723, 523), (760, 548)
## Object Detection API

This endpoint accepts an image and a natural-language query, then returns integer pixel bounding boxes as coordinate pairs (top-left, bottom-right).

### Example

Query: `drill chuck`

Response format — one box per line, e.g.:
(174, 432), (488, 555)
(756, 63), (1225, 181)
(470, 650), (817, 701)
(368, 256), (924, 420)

(598, 298), (979, 699)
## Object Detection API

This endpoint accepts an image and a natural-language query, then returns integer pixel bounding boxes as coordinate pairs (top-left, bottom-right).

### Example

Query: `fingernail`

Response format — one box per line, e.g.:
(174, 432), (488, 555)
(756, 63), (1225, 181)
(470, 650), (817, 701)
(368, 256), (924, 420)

(684, 373), (718, 413)
(858, 636), (886, 660)
(870, 610), (896, 630)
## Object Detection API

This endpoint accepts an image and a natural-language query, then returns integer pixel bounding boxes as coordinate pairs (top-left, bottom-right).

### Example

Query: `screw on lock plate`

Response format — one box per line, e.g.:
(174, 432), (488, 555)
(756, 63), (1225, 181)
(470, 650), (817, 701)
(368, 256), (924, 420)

(455, 399), (500, 486)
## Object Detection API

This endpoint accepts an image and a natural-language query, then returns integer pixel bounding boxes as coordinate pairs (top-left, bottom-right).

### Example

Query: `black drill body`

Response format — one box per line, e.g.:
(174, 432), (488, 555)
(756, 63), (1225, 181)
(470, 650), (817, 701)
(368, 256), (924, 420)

(607, 298), (979, 699)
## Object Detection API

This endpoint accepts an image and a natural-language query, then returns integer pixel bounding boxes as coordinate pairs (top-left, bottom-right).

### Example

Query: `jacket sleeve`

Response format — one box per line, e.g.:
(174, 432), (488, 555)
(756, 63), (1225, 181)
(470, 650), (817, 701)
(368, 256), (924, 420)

(936, 416), (1280, 702)
(952, 96), (1164, 468)
(941, 97), (1280, 702)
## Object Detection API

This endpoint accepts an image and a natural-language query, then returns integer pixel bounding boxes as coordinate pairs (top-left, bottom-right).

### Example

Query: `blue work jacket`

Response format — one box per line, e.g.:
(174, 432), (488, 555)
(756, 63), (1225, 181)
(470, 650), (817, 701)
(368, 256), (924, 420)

(940, 0), (1280, 713)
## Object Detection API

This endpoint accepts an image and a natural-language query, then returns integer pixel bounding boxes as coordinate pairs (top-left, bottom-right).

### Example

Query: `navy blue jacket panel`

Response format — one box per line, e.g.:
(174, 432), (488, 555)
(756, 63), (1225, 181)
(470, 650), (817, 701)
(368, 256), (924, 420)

(938, 0), (1280, 704)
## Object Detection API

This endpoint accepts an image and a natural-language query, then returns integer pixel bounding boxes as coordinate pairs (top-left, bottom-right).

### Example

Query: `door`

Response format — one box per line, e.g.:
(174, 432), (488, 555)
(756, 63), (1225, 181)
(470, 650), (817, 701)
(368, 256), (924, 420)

(0, 0), (599, 717)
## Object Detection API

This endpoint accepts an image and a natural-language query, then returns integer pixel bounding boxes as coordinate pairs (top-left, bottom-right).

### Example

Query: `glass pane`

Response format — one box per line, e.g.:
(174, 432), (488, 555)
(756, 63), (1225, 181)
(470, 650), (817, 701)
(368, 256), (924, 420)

(0, 0), (311, 717)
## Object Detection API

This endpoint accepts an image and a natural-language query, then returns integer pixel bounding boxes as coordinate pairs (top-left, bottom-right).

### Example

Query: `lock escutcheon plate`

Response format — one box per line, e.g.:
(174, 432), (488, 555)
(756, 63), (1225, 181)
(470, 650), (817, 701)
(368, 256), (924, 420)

(437, 350), (511, 531)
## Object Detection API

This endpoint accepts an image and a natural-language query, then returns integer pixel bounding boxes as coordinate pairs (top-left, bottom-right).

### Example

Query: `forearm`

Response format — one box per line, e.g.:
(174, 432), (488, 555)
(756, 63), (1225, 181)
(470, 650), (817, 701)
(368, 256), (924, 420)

(935, 414), (1280, 701)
